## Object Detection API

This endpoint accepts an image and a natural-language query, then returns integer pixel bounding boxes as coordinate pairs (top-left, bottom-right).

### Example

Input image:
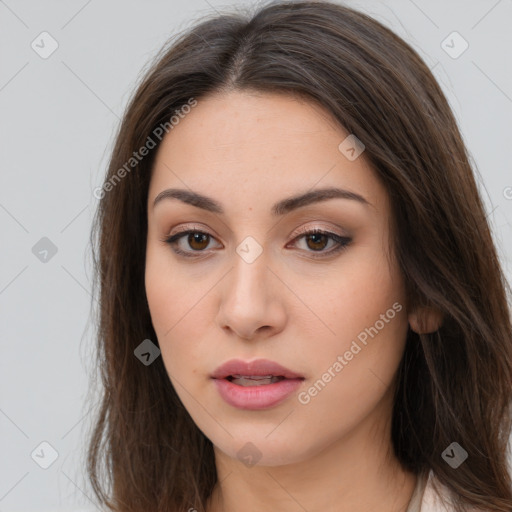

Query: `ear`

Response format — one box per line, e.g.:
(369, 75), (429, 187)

(408, 306), (443, 334)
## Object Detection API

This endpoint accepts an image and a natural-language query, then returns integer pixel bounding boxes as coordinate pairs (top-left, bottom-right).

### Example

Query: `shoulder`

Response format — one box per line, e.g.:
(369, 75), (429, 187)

(420, 470), (489, 512)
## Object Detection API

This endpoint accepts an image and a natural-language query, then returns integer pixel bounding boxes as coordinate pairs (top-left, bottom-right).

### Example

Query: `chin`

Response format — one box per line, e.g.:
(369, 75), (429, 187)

(211, 430), (316, 468)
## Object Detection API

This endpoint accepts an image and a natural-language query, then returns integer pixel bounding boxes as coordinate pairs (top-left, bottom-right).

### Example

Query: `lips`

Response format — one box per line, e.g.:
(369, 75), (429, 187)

(211, 358), (305, 410)
(211, 358), (304, 381)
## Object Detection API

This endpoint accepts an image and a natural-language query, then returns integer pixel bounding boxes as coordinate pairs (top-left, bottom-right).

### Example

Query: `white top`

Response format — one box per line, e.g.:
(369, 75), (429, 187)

(406, 470), (485, 512)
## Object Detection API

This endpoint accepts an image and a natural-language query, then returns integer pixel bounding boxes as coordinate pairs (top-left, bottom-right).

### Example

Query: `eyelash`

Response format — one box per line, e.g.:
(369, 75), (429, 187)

(160, 225), (352, 260)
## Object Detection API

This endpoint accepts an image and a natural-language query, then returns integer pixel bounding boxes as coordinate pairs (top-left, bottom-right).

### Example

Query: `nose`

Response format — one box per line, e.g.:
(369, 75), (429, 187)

(216, 247), (287, 341)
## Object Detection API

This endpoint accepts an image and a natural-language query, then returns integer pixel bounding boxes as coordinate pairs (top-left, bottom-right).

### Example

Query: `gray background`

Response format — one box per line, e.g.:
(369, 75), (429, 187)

(1, 0), (511, 510)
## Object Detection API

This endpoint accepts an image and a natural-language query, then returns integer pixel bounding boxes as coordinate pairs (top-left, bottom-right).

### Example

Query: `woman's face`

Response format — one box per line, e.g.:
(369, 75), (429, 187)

(145, 90), (410, 467)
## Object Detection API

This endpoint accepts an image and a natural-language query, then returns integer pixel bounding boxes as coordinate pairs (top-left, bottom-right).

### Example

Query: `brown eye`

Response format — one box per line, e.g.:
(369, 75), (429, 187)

(304, 232), (329, 251)
(162, 229), (220, 257)
(290, 228), (352, 258)
(187, 232), (210, 250)
(162, 227), (351, 260)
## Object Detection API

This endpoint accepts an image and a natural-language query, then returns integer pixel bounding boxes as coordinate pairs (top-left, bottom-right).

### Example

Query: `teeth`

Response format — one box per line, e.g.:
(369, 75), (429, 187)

(230, 375), (284, 386)
(231, 374), (275, 379)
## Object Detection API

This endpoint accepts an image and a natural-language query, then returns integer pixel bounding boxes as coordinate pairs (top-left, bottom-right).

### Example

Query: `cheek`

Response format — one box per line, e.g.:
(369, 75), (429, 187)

(145, 248), (185, 361)
(299, 243), (404, 341)
(144, 247), (212, 379)
(145, 253), (173, 335)
(295, 243), (408, 398)
(145, 240), (195, 331)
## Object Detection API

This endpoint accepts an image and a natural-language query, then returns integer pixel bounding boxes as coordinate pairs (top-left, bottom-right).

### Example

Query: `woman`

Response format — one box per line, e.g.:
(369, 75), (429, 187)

(86, 1), (512, 511)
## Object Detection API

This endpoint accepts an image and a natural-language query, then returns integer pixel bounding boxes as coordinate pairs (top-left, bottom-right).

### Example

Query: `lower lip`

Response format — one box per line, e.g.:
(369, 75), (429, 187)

(212, 377), (304, 410)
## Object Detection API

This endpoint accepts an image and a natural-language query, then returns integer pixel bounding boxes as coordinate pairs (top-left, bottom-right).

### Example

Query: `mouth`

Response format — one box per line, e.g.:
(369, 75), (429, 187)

(225, 375), (290, 386)
(211, 358), (304, 381)
(211, 359), (305, 410)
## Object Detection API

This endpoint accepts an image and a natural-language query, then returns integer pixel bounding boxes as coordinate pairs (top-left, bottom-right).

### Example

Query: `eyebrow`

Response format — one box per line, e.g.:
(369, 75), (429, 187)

(152, 186), (371, 215)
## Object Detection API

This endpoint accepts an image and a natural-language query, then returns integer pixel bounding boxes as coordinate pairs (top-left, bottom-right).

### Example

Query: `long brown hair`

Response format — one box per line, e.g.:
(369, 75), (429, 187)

(86, 1), (512, 510)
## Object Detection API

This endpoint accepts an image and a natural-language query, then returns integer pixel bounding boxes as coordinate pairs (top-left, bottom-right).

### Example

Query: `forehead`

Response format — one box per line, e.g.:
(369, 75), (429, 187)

(148, 90), (387, 218)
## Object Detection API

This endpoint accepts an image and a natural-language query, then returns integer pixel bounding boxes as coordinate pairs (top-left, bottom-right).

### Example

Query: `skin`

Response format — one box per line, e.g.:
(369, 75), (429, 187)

(145, 90), (440, 512)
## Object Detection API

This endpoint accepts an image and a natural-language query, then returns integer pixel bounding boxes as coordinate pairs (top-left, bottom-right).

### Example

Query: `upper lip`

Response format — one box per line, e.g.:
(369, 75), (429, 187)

(211, 358), (304, 380)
